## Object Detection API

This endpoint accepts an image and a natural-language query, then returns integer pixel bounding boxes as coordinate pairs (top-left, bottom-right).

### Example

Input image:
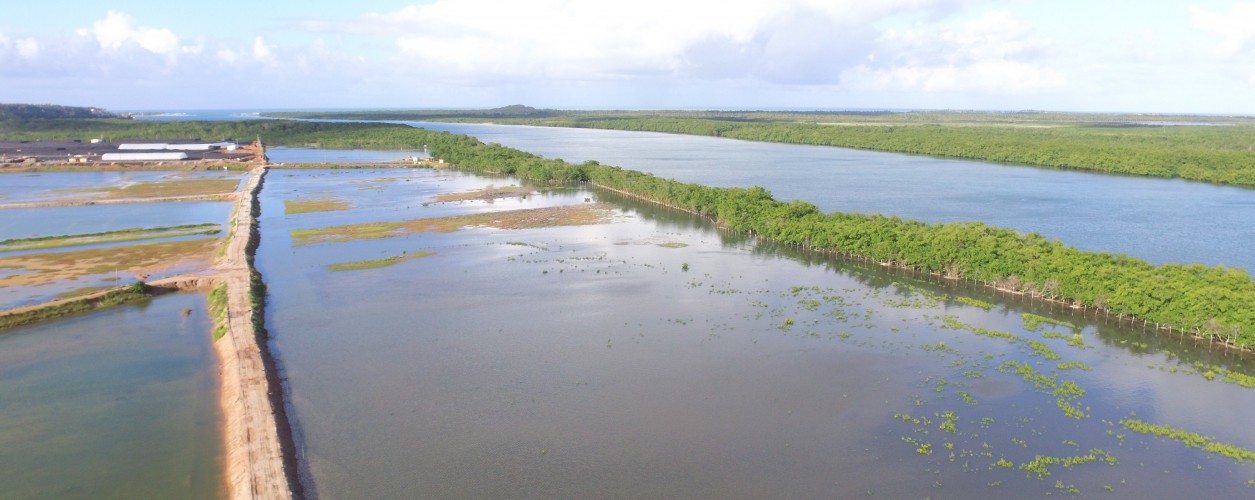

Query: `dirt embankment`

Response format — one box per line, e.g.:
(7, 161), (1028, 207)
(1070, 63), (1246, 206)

(213, 166), (299, 499)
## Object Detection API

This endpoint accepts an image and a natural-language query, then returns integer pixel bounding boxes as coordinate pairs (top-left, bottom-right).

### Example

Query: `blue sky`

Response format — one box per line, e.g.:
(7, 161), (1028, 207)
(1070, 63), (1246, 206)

(2, 1), (1253, 113)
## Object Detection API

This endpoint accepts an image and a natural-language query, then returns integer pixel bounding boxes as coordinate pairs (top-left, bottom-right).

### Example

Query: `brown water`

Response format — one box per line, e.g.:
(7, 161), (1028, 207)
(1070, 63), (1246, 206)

(259, 168), (1255, 499)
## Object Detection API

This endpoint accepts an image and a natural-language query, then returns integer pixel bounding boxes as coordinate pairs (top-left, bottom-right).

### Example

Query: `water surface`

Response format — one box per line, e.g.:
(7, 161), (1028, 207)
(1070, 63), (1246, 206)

(267, 147), (430, 164)
(0, 294), (223, 499)
(261, 168), (1255, 499)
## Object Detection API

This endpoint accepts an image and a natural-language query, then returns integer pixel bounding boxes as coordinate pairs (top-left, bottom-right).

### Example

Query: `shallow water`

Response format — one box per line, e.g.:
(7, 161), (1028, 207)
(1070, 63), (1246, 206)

(0, 293), (223, 499)
(0, 170), (243, 205)
(0, 202), (233, 242)
(403, 121), (1255, 272)
(261, 168), (1255, 499)
(267, 147), (431, 164)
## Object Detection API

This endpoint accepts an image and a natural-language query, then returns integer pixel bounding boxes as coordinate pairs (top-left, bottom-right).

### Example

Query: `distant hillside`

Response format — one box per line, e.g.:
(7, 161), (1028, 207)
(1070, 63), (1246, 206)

(0, 104), (124, 120)
(264, 104), (559, 121)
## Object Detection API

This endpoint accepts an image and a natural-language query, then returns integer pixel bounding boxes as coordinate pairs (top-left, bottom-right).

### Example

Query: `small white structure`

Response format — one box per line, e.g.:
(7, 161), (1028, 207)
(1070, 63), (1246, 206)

(118, 143), (171, 150)
(118, 142), (237, 151)
(102, 152), (189, 161)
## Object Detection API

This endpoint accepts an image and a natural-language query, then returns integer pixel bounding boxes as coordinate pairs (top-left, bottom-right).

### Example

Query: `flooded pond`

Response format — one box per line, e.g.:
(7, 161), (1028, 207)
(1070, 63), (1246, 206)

(0, 171), (244, 205)
(260, 168), (1255, 498)
(267, 147), (429, 164)
(0, 293), (223, 499)
(0, 202), (232, 242)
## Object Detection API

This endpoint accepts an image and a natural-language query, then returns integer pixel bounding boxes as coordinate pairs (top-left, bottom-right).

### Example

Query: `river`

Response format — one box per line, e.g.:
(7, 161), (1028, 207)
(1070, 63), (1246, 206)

(397, 121), (1255, 272)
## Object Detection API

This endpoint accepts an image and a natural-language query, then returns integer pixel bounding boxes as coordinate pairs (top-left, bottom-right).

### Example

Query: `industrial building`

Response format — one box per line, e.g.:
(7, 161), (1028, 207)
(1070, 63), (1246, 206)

(0, 138), (263, 166)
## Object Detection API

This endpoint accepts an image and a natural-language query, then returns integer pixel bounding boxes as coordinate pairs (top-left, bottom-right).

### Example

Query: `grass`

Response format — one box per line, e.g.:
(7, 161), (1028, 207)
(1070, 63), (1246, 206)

(284, 197), (351, 214)
(432, 185), (533, 202)
(207, 283), (229, 341)
(0, 223), (221, 251)
(53, 285), (116, 300)
(290, 204), (614, 245)
(328, 251), (435, 272)
(1120, 418), (1255, 463)
(0, 237), (219, 286)
(61, 179), (241, 199)
(0, 281), (153, 331)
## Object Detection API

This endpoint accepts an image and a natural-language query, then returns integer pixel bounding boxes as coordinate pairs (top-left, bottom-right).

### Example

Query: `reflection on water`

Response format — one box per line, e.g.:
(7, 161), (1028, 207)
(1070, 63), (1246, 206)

(261, 168), (1255, 499)
(0, 294), (223, 499)
(266, 147), (430, 164)
(0, 171), (243, 205)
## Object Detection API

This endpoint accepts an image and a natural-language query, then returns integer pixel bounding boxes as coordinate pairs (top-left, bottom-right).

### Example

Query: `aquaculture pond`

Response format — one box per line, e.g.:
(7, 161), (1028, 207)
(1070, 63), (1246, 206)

(259, 167), (1255, 499)
(0, 293), (223, 499)
(403, 121), (1255, 272)
(267, 146), (430, 164)
(0, 170), (244, 205)
(0, 172), (238, 309)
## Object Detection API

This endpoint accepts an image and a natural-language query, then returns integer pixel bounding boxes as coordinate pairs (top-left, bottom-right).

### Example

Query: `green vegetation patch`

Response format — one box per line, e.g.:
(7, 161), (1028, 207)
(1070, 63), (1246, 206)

(328, 251), (435, 272)
(957, 296), (996, 309)
(284, 197), (351, 215)
(207, 283), (229, 341)
(64, 179), (241, 199)
(656, 242), (688, 248)
(0, 223), (221, 252)
(53, 285), (116, 300)
(432, 185), (533, 203)
(1120, 418), (1255, 463)
(0, 282), (153, 331)
(291, 204), (614, 246)
(1023, 313), (1077, 332)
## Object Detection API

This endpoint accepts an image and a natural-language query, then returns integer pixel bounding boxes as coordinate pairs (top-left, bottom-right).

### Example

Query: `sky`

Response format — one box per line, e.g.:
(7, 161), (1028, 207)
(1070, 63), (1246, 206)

(1, 0), (1254, 113)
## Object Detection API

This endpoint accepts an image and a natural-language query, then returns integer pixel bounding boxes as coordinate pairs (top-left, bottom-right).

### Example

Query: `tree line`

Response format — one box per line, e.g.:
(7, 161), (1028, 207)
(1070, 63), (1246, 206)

(499, 116), (1255, 187)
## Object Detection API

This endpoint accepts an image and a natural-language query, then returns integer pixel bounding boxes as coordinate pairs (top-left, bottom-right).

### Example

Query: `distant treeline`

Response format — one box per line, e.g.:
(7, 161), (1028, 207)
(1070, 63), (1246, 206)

(0, 104), (123, 120)
(267, 109), (1255, 187)
(5, 118), (1253, 347)
(265, 104), (559, 121)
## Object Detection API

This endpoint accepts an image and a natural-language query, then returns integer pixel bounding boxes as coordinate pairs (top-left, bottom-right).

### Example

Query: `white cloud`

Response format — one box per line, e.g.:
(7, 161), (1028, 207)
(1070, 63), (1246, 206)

(15, 38), (39, 60)
(217, 48), (238, 64)
(1191, 2), (1255, 56)
(319, 0), (961, 84)
(76, 11), (187, 58)
(841, 10), (1063, 93)
(253, 36), (274, 61)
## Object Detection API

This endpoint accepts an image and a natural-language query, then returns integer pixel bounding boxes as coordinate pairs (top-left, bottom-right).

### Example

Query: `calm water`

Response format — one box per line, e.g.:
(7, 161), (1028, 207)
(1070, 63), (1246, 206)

(0, 202), (232, 242)
(267, 147), (430, 164)
(403, 122), (1255, 272)
(260, 168), (1255, 499)
(0, 294), (223, 499)
(0, 170), (244, 205)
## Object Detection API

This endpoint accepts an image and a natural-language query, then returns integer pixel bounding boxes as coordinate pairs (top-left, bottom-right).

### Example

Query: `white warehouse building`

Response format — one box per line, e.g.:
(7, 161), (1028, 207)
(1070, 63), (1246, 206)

(101, 152), (189, 161)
